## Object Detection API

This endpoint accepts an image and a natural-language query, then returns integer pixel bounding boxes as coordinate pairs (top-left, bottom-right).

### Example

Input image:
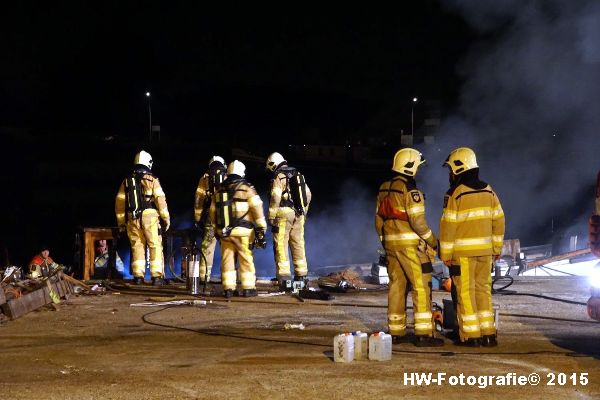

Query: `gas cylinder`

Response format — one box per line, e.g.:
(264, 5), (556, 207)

(187, 246), (201, 295)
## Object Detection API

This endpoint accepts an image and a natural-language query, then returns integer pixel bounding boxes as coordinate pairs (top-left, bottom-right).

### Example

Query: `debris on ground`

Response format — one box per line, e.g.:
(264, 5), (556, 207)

(284, 323), (305, 330)
(1, 266), (74, 320)
(129, 299), (209, 307)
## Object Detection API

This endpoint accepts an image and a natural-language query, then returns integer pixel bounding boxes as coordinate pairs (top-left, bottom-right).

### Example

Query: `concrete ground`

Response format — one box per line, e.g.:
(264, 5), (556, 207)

(0, 276), (599, 400)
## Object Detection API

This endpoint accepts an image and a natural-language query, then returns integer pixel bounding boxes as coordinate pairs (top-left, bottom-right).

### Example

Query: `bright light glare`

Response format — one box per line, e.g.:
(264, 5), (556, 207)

(146, 92), (151, 97)
(589, 265), (600, 288)
(413, 97), (418, 102)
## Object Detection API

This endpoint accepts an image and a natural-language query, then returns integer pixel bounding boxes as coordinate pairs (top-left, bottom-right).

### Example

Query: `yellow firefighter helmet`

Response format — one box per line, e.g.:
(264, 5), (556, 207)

(134, 150), (153, 169)
(444, 147), (478, 175)
(392, 148), (426, 176)
(208, 155), (225, 168)
(227, 160), (246, 177)
(266, 152), (286, 172)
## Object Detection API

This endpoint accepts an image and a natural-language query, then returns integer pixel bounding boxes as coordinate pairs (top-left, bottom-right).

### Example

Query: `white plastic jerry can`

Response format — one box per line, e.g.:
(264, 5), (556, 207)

(369, 332), (392, 361)
(352, 331), (368, 360)
(333, 333), (355, 363)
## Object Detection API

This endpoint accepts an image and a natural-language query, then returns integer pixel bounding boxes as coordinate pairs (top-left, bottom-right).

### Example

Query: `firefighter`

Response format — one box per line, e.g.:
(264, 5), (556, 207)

(211, 160), (267, 298)
(266, 152), (311, 287)
(115, 150), (170, 286)
(29, 245), (57, 278)
(375, 148), (443, 347)
(440, 147), (505, 347)
(193, 156), (227, 283)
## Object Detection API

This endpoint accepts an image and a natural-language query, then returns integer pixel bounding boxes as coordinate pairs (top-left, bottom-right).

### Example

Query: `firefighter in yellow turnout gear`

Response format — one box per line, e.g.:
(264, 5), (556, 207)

(193, 156), (227, 282)
(266, 152), (312, 285)
(115, 150), (170, 285)
(440, 147), (505, 347)
(210, 160), (267, 298)
(375, 148), (443, 347)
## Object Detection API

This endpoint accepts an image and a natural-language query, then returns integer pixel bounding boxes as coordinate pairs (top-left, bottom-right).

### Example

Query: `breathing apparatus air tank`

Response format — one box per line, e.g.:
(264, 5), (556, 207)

(187, 246), (201, 295)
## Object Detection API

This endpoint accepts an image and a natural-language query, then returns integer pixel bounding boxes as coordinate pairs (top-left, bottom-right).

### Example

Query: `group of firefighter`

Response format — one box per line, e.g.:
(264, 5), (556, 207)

(115, 145), (504, 348)
(115, 151), (310, 299)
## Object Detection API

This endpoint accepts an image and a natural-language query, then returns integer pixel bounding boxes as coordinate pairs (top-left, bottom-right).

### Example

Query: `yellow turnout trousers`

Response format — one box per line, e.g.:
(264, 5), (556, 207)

(199, 225), (217, 282)
(273, 211), (307, 278)
(220, 236), (256, 291)
(387, 247), (433, 337)
(451, 255), (496, 341)
(127, 209), (164, 278)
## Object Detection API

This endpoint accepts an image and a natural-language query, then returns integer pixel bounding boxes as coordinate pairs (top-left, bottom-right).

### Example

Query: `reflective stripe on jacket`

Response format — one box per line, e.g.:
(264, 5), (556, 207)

(193, 173), (211, 223)
(375, 175), (436, 250)
(210, 179), (267, 237)
(439, 184), (505, 260)
(115, 172), (170, 226)
(268, 168), (312, 221)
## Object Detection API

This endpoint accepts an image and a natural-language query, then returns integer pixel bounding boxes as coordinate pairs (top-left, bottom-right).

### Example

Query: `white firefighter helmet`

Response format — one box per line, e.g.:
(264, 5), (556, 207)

(392, 148), (426, 176)
(266, 152), (286, 172)
(227, 160), (246, 177)
(444, 147), (478, 175)
(134, 150), (153, 169)
(208, 155), (225, 168)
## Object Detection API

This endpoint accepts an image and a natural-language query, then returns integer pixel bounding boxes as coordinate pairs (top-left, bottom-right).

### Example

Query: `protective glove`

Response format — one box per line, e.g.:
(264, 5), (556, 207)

(254, 228), (267, 249)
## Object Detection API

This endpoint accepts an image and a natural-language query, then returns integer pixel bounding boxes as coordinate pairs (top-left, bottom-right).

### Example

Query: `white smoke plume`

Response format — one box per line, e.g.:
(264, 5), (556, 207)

(420, 0), (600, 247)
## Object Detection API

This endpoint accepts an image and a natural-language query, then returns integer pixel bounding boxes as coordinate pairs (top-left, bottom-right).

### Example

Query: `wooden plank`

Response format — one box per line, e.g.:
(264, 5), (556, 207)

(1, 276), (74, 320)
(3, 286), (50, 319)
(84, 231), (93, 281)
(83, 229), (117, 280)
(526, 248), (591, 268)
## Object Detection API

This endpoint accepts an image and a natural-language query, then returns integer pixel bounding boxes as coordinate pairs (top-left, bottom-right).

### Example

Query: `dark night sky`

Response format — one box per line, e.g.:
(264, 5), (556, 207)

(0, 2), (485, 269)
(0, 2), (472, 139)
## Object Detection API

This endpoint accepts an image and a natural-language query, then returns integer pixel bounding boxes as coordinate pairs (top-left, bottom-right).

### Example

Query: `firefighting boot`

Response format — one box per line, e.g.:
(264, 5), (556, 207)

(391, 333), (415, 344)
(152, 277), (166, 286)
(133, 277), (145, 285)
(414, 335), (445, 347)
(243, 288), (258, 297)
(481, 334), (498, 347)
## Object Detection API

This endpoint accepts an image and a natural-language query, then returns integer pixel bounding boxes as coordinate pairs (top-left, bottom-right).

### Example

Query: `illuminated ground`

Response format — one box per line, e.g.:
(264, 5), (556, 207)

(0, 276), (598, 399)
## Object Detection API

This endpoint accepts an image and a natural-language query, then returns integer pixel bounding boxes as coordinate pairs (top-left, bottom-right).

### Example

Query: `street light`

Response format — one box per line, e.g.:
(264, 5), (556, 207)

(411, 97), (418, 138)
(145, 92), (152, 142)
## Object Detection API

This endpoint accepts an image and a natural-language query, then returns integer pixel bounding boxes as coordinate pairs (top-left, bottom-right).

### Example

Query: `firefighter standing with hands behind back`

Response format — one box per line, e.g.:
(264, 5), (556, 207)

(375, 148), (443, 347)
(266, 152), (311, 288)
(115, 150), (170, 286)
(439, 147), (505, 347)
(193, 156), (227, 283)
(211, 160), (267, 298)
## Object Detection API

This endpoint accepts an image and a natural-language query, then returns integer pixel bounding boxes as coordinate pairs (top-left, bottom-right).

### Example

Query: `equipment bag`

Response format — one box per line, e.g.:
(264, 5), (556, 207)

(282, 167), (309, 215)
(124, 174), (144, 220)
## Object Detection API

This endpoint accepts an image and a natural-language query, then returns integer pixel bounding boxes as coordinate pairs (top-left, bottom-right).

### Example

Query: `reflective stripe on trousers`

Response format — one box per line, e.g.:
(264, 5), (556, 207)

(127, 209), (164, 278)
(386, 247), (434, 336)
(273, 212), (308, 277)
(199, 225), (217, 282)
(451, 255), (495, 340)
(220, 235), (256, 291)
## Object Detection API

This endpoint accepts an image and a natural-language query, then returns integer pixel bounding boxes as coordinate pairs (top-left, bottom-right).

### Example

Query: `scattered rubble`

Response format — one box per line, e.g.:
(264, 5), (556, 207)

(0, 265), (100, 320)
